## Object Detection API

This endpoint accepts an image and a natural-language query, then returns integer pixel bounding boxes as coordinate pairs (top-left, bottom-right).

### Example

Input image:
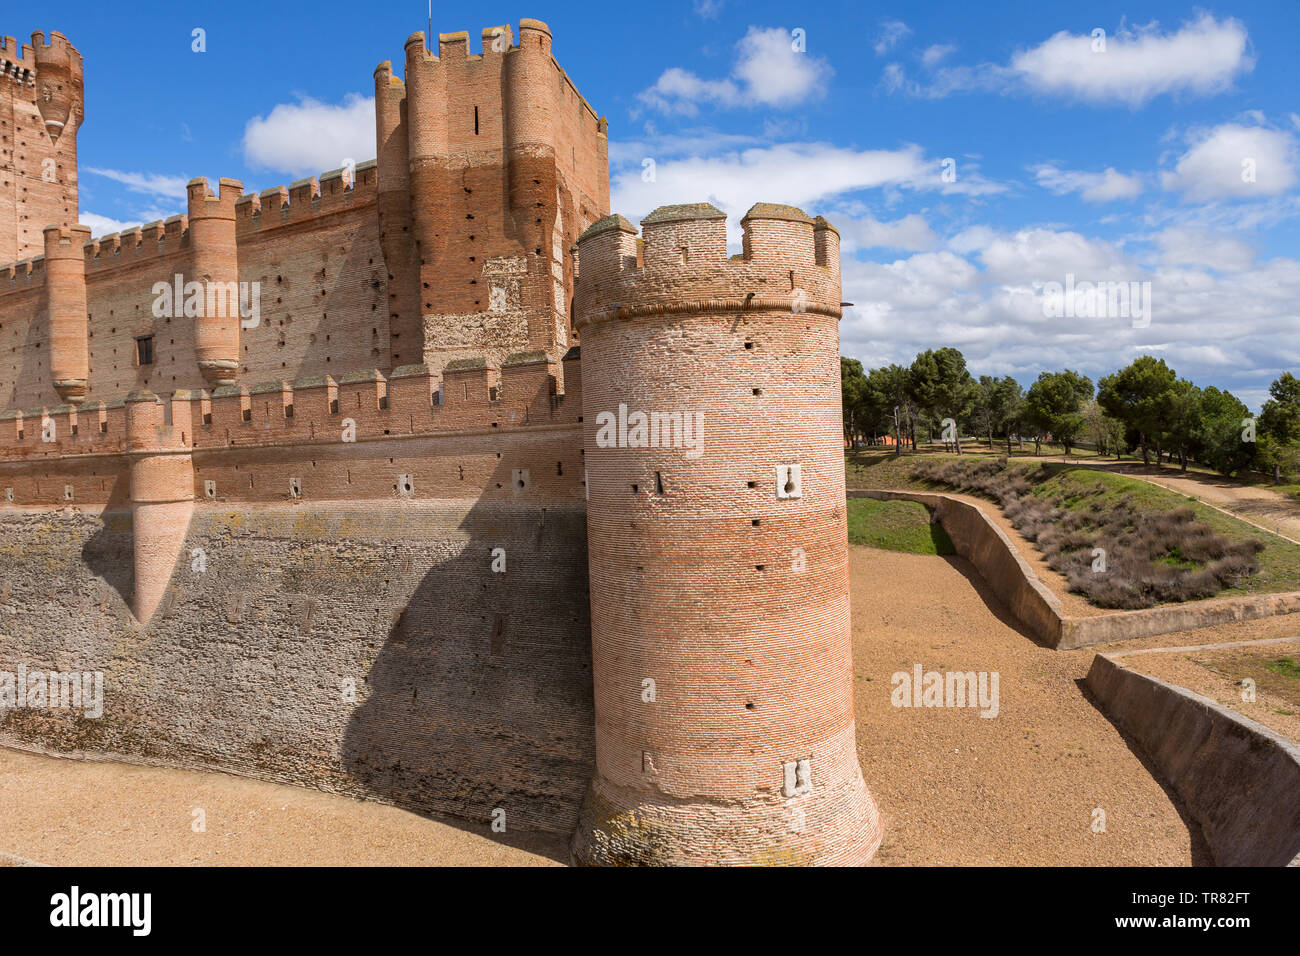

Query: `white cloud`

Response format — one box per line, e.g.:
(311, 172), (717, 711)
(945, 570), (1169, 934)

(242, 93), (376, 176)
(921, 44), (955, 69)
(693, 0), (724, 19)
(1160, 122), (1299, 200)
(610, 141), (1005, 224)
(834, 211), (939, 253)
(639, 28), (831, 114)
(79, 211), (144, 237)
(874, 19), (911, 56)
(84, 168), (189, 199)
(1153, 227), (1255, 271)
(839, 224), (1300, 412)
(1033, 163), (1143, 202)
(1009, 15), (1253, 107)
(880, 15), (1253, 106)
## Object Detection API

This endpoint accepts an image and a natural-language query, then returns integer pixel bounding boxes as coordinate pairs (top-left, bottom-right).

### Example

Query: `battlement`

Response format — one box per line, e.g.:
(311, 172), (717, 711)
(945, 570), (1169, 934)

(29, 30), (82, 73)
(235, 161), (377, 235)
(0, 34), (37, 80)
(0, 351), (582, 464)
(391, 19), (601, 127)
(187, 177), (243, 221)
(573, 202), (843, 329)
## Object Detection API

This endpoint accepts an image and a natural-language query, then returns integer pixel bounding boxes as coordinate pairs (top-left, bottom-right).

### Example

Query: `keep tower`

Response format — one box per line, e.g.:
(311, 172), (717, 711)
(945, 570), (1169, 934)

(372, 20), (609, 373)
(570, 202), (883, 865)
(0, 31), (82, 264)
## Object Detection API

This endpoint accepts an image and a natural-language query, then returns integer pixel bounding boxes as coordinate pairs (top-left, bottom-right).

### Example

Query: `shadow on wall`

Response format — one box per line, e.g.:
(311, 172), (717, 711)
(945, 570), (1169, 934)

(79, 478), (134, 609)
(341, 497), (594, 859)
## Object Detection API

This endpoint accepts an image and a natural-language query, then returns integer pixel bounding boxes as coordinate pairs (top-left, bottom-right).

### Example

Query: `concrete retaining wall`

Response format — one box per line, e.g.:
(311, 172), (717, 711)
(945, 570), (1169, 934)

(849, 489), (1300, 649)
(1086, 652), (1300, 866)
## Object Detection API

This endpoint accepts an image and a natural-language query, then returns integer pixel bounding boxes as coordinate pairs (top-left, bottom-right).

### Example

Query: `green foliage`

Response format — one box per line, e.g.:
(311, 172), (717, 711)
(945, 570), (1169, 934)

(1023, 370), (1094, 454)
(846, 497), (955, 555)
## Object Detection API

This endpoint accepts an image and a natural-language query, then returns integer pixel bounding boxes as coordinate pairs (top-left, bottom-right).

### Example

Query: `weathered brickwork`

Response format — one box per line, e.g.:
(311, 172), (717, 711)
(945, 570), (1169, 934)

(0, 21), (879, 866)
(571, 205), (882, 865)
(0, 33), (80, 266)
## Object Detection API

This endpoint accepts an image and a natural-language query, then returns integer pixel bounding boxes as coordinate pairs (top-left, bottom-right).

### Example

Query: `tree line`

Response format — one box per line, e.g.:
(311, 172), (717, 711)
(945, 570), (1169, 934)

(842, 349), (1300, 482)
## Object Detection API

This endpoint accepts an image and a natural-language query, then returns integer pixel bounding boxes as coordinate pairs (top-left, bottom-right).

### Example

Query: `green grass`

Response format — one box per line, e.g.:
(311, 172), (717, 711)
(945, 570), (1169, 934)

(847, 497), (955, 555)
(1264, 656), (1300, 680)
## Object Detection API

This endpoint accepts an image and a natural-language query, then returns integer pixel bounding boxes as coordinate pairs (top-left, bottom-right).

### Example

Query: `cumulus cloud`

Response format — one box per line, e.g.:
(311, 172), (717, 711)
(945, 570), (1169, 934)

(880, 15), (1253, 106)
(610, 141), (1005, 225)
(1009, 15), (1253, 106)
(834, 211), (940, 253)
(839, 224), (1300, 411)
(84, 168), (189, 199)
(242, 93), (376, 177)
(1153, 227), (1255, 271)
(639, 27), (832, 114)
(78, 211), (145, 237)
(1033, 163), (1143, 202)
(874, 19), (911, 56)
(1160, 122), (1299, 200)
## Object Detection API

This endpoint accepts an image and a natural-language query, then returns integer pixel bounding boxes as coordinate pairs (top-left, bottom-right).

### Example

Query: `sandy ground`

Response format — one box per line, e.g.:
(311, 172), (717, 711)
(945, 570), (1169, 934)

(850, 546), (1207, 865)
(1119, 637), (1300, 743)
(0, 747), (565, 866)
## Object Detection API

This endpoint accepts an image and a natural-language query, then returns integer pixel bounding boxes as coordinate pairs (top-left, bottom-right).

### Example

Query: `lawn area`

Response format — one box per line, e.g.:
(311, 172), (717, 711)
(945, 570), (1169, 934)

(846, 497), (954, 555)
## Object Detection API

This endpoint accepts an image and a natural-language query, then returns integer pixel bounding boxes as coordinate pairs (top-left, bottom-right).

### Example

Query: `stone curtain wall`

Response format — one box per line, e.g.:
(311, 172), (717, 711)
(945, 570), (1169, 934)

(0, 499), (594, 834)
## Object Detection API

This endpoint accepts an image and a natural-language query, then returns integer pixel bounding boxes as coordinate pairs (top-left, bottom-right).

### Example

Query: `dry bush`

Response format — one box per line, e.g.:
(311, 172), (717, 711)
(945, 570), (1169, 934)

(911, 457), (1263, 609)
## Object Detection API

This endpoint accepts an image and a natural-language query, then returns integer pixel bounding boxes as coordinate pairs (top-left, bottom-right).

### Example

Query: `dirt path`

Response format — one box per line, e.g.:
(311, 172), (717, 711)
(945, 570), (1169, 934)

(850, 546), (1207, 865)
(0, 747), (564, 866)
(1029, 458), (1300, 544)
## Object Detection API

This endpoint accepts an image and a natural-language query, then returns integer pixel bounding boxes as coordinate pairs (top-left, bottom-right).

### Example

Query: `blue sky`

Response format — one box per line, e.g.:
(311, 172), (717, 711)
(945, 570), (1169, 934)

(37, 0), (1300, 409)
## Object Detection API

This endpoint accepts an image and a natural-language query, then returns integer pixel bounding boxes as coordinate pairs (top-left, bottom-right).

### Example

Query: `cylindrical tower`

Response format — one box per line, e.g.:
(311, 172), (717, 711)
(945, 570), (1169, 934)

(126, 390), (194, 624)
(402, 33), (450, 303)
(187, 177), (243, 387)
(373, 60), (421, 368)
(43, 223), (91, 405)
(31, 30), (83, 228)
(570, 203), (882, 865)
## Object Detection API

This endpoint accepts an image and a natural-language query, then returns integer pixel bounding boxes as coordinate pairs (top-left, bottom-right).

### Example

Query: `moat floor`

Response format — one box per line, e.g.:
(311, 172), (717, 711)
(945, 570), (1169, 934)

(0, 747), (565, 866)
(5, 546), (1293, 866)
(851, 546), (1211, 866)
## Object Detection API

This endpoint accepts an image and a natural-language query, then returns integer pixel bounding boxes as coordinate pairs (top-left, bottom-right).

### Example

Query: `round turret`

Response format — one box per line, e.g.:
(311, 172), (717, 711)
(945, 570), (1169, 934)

(570, 203), (882, 865)
(43, 223), (91, 405)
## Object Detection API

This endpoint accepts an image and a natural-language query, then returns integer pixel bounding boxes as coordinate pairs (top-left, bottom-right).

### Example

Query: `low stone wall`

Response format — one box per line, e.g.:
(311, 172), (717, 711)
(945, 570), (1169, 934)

(849, 490), (1064, 645)
(850, 489), (1300, 649)
(1086, 652), (1300, 866)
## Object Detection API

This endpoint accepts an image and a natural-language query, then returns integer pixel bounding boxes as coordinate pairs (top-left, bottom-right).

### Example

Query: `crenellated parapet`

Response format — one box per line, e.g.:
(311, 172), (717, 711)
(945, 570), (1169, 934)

(573, 203), (843, 330)
(0, 351), (582, 465)
(234, 161), (378, 236)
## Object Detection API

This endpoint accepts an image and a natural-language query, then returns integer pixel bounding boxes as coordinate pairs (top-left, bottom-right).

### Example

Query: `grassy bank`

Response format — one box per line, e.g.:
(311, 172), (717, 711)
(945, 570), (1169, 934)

(907, 456), (1300, 608)
(846, 498), (955, 555)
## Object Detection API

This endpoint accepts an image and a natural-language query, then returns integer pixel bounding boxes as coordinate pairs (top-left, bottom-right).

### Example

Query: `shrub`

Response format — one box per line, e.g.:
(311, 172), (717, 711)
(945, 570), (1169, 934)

(911, 458), (1263, 609)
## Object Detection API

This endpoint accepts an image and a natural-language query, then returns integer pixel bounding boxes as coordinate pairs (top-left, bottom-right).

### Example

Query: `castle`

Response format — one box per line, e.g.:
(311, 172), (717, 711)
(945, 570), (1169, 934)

(0, 23), (881, 865)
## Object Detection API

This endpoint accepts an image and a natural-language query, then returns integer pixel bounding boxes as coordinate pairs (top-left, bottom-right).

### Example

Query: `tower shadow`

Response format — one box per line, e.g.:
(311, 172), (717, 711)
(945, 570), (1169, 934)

(341, 494), (594, 862)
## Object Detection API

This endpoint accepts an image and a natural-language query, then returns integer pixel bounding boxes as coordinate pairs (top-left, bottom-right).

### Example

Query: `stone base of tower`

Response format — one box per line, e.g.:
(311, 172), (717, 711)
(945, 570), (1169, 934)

(570, 761), (882, 867)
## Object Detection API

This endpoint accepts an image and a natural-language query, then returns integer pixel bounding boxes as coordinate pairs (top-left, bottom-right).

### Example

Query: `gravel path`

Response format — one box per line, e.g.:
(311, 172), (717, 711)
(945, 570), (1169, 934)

(850, 546), (1206, 865)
